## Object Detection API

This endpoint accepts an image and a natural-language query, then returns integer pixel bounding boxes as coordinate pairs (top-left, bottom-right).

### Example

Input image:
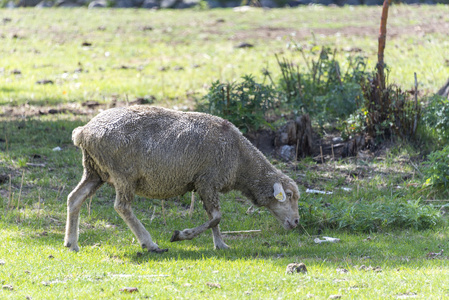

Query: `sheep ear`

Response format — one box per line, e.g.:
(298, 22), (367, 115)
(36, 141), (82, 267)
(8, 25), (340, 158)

(273, 182), (286, 202)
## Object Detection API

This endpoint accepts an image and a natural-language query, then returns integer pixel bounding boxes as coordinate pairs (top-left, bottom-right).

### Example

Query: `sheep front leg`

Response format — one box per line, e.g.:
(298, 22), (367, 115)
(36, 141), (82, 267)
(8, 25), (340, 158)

(114, 188), (168, 253)
(171, 198), (229, 249)
(209, 219), (230, 250)
(170, 208), (221, 242)
(64, 175), (103, 251)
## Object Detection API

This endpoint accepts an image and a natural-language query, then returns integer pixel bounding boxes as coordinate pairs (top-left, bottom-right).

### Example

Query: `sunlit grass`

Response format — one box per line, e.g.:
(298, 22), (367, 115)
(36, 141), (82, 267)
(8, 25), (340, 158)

(1, 6), (449, 108)
(1, 6), (449, 299)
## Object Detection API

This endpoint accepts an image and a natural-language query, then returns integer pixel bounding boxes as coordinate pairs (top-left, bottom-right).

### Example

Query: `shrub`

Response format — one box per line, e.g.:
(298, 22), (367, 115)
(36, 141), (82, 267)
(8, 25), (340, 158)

(423, 145), (449, 192)
(422, 95), (449, 144)
(341, 73), (421, 141)
(299, 196), (441, 232)
(276, 47), (367, 125)
(197, 75), (278, 133)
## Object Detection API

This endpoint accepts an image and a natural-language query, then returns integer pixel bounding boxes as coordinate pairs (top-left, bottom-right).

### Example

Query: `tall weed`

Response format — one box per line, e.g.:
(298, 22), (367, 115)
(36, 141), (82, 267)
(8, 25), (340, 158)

(276, 47), (367, 125)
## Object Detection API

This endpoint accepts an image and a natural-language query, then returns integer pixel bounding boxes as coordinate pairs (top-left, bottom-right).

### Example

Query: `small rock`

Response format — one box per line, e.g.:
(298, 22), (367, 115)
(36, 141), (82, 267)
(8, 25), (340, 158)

(329, 295), (341, 299)
(286, 262), (307, 274)
(373, 266), (382, 272)
(119, 287), (138, 293)
(11, 69), (21, 75)
(48, 255), (54, 259)
(236, 42), (254, 48)
(206, 282), (221, 289)
(2, 285), (13, 290)
(336, 268), (348, 273)
(278, 145), (295, 161)
(36, 79), (54, 85)
(88, 0), (107, 8)
(141, 0), (159, 8)
(160, 0), (177, 7)
(36, 0), (53, 7)
(0, 259), (5, 265)
(81, 100), (100, 108)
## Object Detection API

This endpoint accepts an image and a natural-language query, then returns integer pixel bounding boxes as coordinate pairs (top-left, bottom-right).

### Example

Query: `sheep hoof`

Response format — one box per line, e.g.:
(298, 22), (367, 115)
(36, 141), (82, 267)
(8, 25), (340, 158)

(150, 248), (168, 254)
(170, 230), (180, 242)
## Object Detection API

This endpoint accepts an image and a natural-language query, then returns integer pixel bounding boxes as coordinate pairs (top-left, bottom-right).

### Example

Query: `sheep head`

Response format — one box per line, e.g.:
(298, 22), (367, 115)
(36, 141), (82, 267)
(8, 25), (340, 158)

(265, 179), (300, 230)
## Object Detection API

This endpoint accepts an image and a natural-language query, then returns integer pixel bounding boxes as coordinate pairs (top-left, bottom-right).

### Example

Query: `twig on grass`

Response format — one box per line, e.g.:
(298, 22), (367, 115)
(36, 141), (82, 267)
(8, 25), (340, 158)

(299, 222), (311, 238)
(161, 200), (167, 226)
(221, 230), (261, 234)
(17, 170), (25, 222)
(88, 197), (93, 217)
(7, 174), (12, 210)
(55, 184), (66, 202)
(189, 192), (195, 218)
(320, 146), (324, 164)
(26, 163), (46, 168)
(149, 206), (156, 224)
(409, 160), (423, 176)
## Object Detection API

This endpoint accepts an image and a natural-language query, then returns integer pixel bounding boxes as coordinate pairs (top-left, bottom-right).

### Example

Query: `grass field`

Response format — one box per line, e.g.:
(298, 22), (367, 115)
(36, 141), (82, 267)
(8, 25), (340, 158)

(1, 6), (449, 299)
(1, 6), (448, 108)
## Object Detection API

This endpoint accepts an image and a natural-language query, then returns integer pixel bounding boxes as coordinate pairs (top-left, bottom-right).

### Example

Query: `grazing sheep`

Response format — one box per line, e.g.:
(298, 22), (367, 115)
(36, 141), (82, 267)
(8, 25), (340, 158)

(64, 106), (300, 252)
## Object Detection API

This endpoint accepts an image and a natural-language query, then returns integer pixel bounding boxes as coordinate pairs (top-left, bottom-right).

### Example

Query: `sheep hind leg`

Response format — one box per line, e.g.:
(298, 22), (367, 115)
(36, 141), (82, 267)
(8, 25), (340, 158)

(114, 187), (168, 253)
(64, 174), (104, 252)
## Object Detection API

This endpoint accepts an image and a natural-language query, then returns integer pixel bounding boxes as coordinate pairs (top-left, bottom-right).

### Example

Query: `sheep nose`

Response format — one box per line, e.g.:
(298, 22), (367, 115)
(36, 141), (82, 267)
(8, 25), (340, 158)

(294, 219), (299, 225)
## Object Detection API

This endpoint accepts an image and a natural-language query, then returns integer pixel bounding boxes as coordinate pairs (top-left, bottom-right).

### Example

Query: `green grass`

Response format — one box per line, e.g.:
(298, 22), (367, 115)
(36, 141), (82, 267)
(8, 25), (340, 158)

(1, 6), (449, 107)
(1, 112), (448, 299)
(2, 6), (449, 299)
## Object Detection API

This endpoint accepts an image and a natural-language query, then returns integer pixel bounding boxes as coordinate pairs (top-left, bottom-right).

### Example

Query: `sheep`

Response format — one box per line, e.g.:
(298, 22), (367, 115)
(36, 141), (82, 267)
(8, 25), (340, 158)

(64, 106), (300, 252)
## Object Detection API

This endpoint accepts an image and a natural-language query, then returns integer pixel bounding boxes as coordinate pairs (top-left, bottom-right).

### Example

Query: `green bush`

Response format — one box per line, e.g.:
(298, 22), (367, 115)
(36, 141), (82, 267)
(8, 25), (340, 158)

(276, 47), (367, 125)
(197, 75), (278, 133)
(422, 95), (449, 144)
(423, 145), (449, 191)
(299, 196), (441, 232)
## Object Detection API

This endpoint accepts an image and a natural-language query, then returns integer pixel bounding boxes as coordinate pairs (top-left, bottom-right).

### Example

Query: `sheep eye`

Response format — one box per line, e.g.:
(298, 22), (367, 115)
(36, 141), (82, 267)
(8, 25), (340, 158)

(286, 192), (293, 198)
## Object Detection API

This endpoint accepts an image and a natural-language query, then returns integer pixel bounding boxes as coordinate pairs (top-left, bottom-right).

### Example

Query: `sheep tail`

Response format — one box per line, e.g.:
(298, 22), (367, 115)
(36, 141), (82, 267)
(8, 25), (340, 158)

(72, 126), (85, 147)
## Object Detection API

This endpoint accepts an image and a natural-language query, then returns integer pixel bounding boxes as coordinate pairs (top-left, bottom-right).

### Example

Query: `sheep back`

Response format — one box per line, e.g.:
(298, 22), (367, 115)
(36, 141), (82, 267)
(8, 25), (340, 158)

(73, 106), (257, 200)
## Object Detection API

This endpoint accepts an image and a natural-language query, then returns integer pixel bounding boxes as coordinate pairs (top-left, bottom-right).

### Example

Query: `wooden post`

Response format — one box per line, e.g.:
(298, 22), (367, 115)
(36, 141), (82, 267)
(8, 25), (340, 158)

(377, 0), (394, 90)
